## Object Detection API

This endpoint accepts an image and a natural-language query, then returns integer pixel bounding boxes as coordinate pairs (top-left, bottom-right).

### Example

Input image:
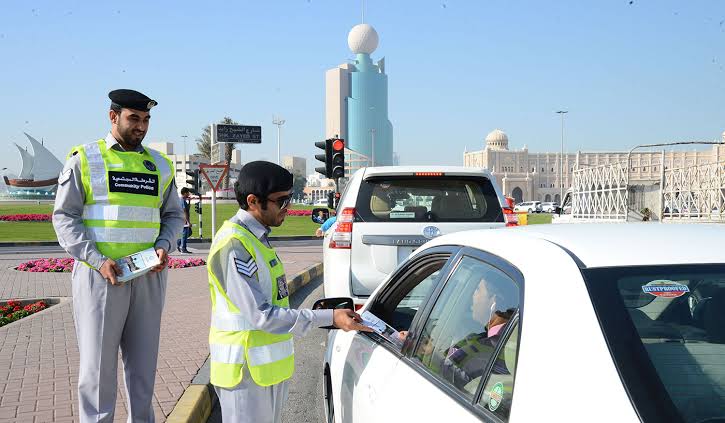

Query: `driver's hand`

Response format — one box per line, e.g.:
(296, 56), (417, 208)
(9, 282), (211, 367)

(333, 309), (373, 332)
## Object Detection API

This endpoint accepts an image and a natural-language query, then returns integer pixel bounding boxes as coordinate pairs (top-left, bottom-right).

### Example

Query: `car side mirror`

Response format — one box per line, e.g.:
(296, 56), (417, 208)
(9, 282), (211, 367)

(311, 208), (330, 224)
(313, 297), (354, 330)
(555, 206), (562, 215)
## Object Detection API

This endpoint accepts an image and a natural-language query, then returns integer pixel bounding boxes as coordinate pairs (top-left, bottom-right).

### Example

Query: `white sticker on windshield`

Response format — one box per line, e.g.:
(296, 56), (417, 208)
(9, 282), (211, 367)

(389, 212), (415, 219)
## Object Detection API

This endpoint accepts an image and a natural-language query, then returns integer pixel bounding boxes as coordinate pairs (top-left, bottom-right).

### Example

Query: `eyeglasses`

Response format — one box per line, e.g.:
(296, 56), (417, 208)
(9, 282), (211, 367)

(265, 195), (292, 209)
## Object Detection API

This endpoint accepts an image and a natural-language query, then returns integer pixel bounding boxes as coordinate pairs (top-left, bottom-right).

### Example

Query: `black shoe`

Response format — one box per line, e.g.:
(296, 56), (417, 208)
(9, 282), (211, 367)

(181, 249), (192, 254)
(177, 247), (181, 252)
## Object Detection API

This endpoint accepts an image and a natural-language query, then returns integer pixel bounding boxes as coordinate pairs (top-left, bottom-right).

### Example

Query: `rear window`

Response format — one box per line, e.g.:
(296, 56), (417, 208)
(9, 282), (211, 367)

(583, 264), (725, 423)
(355, 176), (503, 223)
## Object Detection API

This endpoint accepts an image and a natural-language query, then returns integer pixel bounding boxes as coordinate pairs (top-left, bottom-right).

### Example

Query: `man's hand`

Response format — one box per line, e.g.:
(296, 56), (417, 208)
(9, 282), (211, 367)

(151, 248), (168, 272)
(99, 259), (122, 286)
(315, 228), (324, 237)
(333, 309), (373, 332)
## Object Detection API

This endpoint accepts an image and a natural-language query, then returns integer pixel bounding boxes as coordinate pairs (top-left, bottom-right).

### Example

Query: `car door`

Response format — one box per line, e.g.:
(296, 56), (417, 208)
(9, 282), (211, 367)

(373, 248), (525, 422)
(349, 174), (505, 298)
(330, 247), (457, 423)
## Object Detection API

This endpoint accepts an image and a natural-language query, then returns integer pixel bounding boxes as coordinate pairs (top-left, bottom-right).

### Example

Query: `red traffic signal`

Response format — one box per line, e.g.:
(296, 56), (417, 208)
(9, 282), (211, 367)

(332, 139), (344, 151)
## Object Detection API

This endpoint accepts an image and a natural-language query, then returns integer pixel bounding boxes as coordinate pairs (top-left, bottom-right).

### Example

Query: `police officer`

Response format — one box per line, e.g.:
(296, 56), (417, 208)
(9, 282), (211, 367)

(52, 89), (184, 422)
(207, 161), (370, 423)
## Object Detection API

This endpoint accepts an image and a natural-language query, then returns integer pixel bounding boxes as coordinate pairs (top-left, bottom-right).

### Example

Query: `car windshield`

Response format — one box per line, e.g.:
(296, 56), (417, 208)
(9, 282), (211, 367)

(583, 264), (725, 423)
(355, 176), (503, 223)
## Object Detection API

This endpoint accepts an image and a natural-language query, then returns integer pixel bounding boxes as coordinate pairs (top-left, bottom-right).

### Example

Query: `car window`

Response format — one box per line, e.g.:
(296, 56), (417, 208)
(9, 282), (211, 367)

(355, 176), (503, 223)
(477, 321), (519, 421)
(411, 256), (521, 401)
(367, 255), (449, 350)
(583, 265), (725, 423)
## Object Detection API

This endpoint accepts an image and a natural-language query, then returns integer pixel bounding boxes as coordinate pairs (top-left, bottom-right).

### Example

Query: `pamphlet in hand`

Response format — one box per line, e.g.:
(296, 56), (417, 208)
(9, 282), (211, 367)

(361, 311), (404, 347)
(115, 247), (161, 283)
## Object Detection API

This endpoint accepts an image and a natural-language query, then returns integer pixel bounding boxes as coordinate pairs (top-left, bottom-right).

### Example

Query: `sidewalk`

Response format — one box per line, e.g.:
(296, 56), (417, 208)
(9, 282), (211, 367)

(0, 244), (323, 422)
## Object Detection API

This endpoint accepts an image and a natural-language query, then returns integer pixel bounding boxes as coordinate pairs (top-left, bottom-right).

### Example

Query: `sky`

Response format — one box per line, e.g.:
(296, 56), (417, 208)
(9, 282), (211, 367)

(1, 0), (724, 177)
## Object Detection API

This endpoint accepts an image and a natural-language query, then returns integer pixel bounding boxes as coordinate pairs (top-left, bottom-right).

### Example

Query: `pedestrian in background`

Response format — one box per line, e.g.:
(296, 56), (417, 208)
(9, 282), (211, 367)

(53, 89), (184, 423)
(178, 186), (192, 253)
(206, 161), (370, 423)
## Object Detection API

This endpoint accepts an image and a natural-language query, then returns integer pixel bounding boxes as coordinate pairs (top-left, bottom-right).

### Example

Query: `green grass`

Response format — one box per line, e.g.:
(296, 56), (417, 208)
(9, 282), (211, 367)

(526, 213), (553, 225)
(0, 203), (320, 241)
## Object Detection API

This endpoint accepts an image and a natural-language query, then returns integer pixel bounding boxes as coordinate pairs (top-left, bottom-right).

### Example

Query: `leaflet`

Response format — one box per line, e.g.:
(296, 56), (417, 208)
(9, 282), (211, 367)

(361, 311), (404, 347)
(115, 247), (161, 283)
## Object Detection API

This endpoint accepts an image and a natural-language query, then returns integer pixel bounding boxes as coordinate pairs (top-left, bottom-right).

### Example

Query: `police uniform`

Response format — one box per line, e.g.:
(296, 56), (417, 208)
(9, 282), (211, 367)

(52, 90), (184, 423)
(207, 162), (333, 423)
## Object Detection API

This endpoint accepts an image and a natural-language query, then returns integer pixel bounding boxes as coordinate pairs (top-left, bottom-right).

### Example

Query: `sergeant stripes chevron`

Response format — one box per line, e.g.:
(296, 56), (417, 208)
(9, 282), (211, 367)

(234, 257), (258, 277)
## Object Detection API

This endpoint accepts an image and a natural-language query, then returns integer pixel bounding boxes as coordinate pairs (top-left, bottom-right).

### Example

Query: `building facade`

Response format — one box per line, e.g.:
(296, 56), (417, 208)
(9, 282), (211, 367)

(282, 156), (306, 179)
(463, 130), (725, 204)
(326, 23), (394, 177)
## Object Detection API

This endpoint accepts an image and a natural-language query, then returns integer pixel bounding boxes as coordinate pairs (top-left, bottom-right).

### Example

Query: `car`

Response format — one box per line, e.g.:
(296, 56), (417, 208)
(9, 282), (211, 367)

(513, 201), (542, 213)
(317, 224), (725, 422)
(540, 201), (559, 213)
(315, 166), (514, 309)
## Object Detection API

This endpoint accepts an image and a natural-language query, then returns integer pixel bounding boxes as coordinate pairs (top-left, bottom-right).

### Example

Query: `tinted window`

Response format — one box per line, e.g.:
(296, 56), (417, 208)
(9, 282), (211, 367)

(478, 322), (519, 421)
(355, 176), (503, 223)
(412, 256), (520, 400)
(584, 265), (725, 423)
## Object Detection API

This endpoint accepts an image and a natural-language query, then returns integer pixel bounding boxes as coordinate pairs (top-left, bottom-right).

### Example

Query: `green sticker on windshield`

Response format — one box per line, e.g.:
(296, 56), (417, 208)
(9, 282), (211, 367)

(488, 382), (504, 412)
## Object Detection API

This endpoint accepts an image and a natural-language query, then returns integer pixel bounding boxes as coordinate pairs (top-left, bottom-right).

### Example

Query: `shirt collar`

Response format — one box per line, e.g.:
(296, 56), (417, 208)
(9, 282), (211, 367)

(235, 208), (271, 241)
(104, 132), (145, 153)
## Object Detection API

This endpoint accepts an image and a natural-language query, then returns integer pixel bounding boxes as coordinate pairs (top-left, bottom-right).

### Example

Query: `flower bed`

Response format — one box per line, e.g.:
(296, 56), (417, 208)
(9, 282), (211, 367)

(0, 213), (52, 222)
(15, 257), (206, 272)
(286, 209), (312, 216)
(0, 299), (48, 327)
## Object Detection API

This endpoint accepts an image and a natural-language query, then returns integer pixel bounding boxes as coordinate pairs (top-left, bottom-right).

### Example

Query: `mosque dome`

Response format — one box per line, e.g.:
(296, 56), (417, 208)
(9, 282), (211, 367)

(485, 129), (509, 151)
(348, 24), (379, 54)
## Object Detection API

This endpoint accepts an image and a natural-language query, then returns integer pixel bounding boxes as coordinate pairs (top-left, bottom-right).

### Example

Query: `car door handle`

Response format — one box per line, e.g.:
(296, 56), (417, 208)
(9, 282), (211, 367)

(367, 384), (376, 403)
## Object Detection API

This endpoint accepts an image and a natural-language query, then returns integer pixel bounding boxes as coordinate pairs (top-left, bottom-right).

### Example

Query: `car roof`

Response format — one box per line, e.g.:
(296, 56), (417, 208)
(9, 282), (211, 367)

(421, 223), (725, 268)
(361, 165), (494, 179)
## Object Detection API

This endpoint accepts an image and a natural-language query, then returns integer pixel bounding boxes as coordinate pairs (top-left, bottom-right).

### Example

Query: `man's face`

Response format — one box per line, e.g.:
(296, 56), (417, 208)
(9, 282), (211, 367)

(182, 191), (190, 199)
(253, 190), (292, 227)
(110, 108), (150, 148)
(471, 279), (493, 327)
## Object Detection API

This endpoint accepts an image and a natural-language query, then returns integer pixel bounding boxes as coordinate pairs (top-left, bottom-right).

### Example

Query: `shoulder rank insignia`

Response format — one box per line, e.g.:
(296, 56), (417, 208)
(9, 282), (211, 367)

(234, 257), (258, 278)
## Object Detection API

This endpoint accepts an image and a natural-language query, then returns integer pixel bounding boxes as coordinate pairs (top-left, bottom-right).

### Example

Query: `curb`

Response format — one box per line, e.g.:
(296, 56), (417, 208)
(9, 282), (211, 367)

(0, 236), (320, 248)
(165, 262), (324, 423)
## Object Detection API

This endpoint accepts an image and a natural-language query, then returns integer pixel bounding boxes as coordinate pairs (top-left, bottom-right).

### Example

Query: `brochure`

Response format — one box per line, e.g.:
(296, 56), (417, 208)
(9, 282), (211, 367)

(115, 247), (161, 283)
(361, 311), (404, 347)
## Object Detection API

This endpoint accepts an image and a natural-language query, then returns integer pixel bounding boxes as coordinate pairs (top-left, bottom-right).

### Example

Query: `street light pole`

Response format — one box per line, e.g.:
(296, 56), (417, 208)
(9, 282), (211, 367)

(556, 110), (568, 203)
(272, 116), (286, 165)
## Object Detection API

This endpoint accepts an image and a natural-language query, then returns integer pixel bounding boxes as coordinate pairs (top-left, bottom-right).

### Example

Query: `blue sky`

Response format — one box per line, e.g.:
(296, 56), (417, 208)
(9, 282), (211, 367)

(1, 0), (724, 176)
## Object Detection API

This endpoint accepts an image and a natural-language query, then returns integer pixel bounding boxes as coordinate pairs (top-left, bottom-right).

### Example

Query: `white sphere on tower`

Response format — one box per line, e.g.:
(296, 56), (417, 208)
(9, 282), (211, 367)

(348, 24), (379, 54)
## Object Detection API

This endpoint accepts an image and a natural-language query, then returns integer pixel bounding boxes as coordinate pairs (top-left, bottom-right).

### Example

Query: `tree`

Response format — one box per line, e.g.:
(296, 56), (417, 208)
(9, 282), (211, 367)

(292, 175), (307, 201)
(195, 117), (238, 189)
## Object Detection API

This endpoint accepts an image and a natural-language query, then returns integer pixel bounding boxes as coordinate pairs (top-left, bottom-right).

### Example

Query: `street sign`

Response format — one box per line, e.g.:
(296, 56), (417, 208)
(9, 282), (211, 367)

(199, 163), (229, 191)
(213, 124), (262, 144)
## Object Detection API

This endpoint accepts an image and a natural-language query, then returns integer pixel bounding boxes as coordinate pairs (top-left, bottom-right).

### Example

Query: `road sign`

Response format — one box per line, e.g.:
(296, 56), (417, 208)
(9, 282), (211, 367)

(199, 163), (229, 191)
(213, 124), (262, 144)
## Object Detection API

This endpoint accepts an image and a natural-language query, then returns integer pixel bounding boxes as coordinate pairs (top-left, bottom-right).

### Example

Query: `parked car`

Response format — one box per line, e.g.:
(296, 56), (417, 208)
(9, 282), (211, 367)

(314, 166), (514, 309)
(317, 223), (725, 422)
(540, 201), (559, 213)
(513, 201), (542, 213)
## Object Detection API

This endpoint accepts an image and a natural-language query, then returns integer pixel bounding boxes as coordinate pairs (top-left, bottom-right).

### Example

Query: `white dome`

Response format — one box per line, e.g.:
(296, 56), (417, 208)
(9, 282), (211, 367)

(485, 129), (509, 150)
(348, 24), (379, 54)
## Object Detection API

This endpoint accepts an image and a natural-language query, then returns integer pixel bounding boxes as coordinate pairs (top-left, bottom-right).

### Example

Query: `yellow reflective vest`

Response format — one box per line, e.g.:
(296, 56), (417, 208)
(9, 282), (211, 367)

(69, 139), (174, 261)
(207, 221), (294, 388)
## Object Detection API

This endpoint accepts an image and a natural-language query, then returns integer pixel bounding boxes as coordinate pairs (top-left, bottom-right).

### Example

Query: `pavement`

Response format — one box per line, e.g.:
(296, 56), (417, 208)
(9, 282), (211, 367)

(0, 242), (323, 422)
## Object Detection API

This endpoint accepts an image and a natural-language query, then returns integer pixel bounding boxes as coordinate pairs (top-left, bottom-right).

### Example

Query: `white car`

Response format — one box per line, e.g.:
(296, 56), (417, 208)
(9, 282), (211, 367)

(318, 224), (725, 422)
(513, 201), (541, 213)
(319, 166), (513, 309)
(540, 201), (559, 213)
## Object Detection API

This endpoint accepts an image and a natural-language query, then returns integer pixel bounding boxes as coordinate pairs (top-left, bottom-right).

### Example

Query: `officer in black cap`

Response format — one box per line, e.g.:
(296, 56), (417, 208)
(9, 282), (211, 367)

(206, 161), (370, 423)
(52, 89), (184, 422)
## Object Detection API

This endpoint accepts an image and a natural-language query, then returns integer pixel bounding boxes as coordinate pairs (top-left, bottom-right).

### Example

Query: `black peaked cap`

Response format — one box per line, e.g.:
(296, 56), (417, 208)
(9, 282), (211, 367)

(109, 89), (157, 111)
(235, 161), (293, 198)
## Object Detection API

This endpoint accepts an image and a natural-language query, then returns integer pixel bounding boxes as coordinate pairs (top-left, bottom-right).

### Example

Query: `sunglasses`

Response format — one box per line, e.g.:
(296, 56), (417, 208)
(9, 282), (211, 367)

(265, 195), (292, 209)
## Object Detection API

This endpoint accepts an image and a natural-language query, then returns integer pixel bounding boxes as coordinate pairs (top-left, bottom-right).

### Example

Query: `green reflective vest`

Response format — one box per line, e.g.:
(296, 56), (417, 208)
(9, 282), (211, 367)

(207, 221), (294, 388)
(69, 139), (174, 261)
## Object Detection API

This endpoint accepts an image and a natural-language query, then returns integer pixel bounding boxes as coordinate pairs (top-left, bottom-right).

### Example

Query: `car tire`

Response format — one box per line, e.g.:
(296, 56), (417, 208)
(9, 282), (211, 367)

(528, 208), (533, 213)
(324, 366), (335, 423)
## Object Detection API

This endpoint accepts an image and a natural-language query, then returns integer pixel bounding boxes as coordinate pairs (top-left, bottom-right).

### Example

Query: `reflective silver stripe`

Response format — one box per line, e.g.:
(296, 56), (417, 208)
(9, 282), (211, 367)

(146, 148), (172, 189)
(210, 343), (245, 365)
(83, 204), (160, 223)
(87, 227), (159, 243)
(85, 142), (108, 202)
(247, 339), (294, 367)
(211, 311), (254, 331)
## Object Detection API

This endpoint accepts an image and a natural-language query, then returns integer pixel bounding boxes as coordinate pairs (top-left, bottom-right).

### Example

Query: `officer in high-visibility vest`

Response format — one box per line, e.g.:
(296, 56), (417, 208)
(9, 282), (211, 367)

(52, 89), (184, 423)
(208, 161), (371, 423)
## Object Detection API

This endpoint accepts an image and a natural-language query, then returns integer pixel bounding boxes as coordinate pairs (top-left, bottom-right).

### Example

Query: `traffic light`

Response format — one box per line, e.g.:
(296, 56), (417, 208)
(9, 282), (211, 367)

(186, 169), (201, 195)
(194, 202), (202, 215)
(331, 138), (345, 179)
(315, 139), (332, 177)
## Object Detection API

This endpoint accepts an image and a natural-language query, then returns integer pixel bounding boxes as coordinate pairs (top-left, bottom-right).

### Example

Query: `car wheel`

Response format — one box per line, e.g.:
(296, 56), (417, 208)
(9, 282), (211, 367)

(324, 367), (335, 423)
(528, 208), (533, 213)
